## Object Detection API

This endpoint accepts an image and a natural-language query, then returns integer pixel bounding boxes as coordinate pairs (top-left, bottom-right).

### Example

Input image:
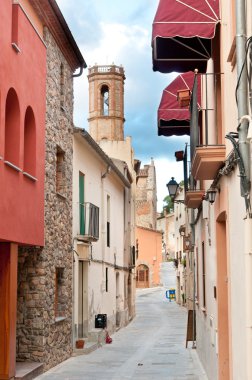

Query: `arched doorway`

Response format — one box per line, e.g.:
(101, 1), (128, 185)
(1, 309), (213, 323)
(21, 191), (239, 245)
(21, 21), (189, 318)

(136, 264), (149, 288)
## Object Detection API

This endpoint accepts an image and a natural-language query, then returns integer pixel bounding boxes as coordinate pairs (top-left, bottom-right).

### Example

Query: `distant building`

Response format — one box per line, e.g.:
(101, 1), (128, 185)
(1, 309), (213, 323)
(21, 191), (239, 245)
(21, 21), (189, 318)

(135, 160), (162, 287)
(157, 209), (175, 261)
(136, 159), (157, 230)
(136, 226), (162, 288)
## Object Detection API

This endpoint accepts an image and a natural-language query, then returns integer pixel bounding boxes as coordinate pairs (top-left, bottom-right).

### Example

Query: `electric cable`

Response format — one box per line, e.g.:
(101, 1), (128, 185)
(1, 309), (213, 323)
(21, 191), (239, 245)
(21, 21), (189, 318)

(235, 36), (252, 106)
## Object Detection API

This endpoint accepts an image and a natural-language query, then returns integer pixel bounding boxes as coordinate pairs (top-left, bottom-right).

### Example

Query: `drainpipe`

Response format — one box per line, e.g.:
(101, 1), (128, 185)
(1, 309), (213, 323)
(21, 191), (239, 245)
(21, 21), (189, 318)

(235, 1), (251, 379)
(189, 70), (198, 349)
(236, 0), (250, 185)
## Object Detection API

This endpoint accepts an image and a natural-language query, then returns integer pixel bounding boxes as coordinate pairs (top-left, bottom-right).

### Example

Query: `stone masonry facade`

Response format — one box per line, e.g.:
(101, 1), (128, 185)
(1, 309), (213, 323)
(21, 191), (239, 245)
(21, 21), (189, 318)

(17, 27), (74, 370)
(136, 159), (157, 229)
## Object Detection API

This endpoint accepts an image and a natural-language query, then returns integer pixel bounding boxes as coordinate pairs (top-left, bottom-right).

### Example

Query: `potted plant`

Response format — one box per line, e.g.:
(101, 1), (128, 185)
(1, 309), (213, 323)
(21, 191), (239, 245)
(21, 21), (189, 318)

(75, 339), (85, 349)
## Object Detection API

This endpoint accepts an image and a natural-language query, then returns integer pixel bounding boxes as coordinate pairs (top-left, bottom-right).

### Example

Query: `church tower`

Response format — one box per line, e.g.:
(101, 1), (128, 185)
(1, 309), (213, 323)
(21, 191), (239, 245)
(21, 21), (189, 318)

(87, 64), (125, 142)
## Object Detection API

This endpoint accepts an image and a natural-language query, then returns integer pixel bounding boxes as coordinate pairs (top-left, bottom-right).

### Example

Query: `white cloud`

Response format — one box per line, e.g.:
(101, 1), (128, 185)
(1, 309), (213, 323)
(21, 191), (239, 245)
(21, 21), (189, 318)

(57, 1), (188, 211)
(154, 158), (184, 212)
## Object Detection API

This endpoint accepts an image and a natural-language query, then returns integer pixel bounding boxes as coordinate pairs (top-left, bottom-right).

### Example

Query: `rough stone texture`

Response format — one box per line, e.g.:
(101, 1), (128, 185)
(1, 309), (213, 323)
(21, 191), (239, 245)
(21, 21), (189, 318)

(136, 159), (157, 229)
(17, 27), (74, 371)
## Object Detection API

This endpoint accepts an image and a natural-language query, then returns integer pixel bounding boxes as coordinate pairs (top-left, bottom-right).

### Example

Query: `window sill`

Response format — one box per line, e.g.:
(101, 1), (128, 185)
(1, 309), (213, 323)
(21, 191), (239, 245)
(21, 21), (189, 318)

(56, 192), (67, 200)
(12, 42), (21, 53)
(55, 316), (66, 323)
(23, 172), (37, 181)
(4, 160), (22, 172)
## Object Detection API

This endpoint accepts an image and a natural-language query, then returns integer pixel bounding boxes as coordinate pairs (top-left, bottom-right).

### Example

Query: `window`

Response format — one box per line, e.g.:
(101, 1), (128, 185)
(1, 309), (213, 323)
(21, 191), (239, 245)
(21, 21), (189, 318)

(101, 85), (109, 116)
(105, 267), (108, 292)
(79, 172), (85, 235)
(55, 268), (65, 319)
(88, 203), (99, 239)
(196, 248), (199, 301)
(107, 195), (110, 247)
(11, 3), (20, 51)
(5, 88), (20, 167)
(202, 242), (206, 308)
(56, 146), (65, 194)
(23, 106), (36, 177)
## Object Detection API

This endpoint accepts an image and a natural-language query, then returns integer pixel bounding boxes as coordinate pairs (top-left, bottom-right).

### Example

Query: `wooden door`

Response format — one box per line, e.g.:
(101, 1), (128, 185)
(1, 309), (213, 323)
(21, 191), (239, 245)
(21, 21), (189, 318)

(136, 265), (149, 288)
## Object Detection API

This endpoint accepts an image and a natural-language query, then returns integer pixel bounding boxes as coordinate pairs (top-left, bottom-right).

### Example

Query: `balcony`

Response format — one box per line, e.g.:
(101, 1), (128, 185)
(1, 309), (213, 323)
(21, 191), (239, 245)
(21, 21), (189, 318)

(185, 190), (205, 209)
(77, 202), (99, 242)
(189, 71), (226, 181)
(191, 145), (226, 180)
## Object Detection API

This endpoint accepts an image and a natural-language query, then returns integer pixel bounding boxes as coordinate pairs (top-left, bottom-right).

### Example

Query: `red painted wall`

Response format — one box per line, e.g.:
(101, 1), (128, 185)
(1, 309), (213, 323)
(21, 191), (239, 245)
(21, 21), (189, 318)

(0, 1), (46, 246)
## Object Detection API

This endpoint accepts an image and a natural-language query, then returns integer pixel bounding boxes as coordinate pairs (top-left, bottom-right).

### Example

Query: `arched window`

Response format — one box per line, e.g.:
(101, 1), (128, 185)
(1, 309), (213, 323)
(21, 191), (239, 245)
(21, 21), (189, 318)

(5, 88), (20, 166)
(101, 85), (109, 116)
(24, 106), (36, 177)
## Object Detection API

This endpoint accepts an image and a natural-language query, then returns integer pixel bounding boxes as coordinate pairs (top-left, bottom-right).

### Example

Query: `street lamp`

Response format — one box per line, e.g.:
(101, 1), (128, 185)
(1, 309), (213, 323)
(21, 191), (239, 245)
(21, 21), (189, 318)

(206, 188), (217, 204)
(166, 177), (179, 198)
(166, 177), (184, 203)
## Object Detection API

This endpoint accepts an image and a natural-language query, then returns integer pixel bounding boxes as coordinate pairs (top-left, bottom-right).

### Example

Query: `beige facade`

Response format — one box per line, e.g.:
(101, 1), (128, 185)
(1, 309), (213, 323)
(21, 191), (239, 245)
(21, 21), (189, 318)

(72, 130), (135, 344)
(157, 209), (175, 261)
(151, 0), (252, 378)
(167, 3), (252, 380)
(86, 63), (136, 324)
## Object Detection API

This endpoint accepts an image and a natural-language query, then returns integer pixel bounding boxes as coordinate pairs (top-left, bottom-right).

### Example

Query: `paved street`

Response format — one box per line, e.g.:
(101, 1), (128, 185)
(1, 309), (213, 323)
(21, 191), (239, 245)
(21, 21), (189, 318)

(36, 262), (207, 380)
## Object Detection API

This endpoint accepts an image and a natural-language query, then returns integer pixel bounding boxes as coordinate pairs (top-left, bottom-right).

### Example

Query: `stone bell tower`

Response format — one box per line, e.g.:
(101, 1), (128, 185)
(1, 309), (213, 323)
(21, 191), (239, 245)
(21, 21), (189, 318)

(88, 64), (125, 142)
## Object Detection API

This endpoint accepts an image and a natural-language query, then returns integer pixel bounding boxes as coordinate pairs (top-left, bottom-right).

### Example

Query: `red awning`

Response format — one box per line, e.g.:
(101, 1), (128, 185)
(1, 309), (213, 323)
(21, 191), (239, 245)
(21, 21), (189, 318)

(158, 71), (201, 137)
(152, 0), (220, 73)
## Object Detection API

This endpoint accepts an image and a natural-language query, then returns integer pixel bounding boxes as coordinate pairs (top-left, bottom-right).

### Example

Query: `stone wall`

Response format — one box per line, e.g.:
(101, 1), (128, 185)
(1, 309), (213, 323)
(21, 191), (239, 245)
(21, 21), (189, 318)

(136, 160), (157, 229)
(17, 27), (74, 370)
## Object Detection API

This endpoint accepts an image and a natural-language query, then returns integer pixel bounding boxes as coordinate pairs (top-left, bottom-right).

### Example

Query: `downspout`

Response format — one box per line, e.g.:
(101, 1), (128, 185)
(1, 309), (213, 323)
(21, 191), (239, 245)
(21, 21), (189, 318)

(235, 2), (252, 379)
(189, 71), (199, 349)
(72, 64), (85, 78)
(236, 0), (250, 188)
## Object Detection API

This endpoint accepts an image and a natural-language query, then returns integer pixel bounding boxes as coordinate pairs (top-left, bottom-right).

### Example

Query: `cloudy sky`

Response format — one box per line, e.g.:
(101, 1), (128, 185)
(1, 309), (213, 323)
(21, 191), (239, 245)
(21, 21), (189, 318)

(57, 0), (188, 211)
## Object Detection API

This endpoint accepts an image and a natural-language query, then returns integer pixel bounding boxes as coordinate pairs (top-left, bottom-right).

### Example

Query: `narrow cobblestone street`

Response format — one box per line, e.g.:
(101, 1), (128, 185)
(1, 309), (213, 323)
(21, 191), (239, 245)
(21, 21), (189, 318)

(36, 263), (207, 380)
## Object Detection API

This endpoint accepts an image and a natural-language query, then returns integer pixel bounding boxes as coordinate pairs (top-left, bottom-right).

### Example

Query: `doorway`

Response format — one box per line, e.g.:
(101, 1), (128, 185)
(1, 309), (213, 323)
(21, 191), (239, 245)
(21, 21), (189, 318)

(216, 212), (230, 379)
(116, 272), (120, 327)
(136, 264), (149, 288)
(78, 261), (88, 338)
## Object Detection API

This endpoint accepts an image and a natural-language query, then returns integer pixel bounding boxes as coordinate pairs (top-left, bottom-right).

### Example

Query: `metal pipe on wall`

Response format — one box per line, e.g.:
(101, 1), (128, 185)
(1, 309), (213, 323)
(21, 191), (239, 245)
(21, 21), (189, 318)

(235, 1), (252, 379)
(236, 0), (250, 181)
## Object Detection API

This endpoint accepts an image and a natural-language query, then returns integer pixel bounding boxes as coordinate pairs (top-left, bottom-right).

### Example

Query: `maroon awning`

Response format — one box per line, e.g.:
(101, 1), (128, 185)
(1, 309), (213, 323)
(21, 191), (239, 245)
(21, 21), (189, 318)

(152, 0), (220, 73)
(158, 71), (201, 137)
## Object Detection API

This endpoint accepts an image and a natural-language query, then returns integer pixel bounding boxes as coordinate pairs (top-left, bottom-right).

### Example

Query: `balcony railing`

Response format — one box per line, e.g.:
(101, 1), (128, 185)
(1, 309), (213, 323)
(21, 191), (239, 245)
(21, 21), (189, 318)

(190, 72), (226, 181)
(88, 65), (124, 75)
(78, 202), (99, 242)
